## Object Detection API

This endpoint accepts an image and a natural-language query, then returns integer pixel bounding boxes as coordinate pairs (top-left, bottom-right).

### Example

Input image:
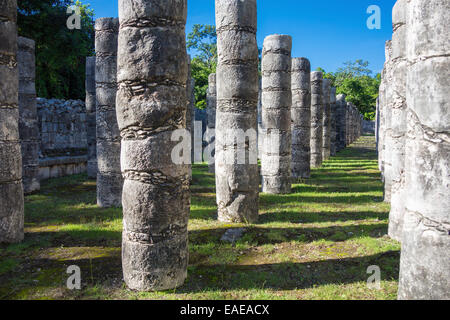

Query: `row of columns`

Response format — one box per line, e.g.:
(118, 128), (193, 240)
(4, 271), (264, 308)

(377, 0), (449, 300)
(206, 63), (363, 190)
(11, 0), (449, 301)
(0, 0), (364, 293)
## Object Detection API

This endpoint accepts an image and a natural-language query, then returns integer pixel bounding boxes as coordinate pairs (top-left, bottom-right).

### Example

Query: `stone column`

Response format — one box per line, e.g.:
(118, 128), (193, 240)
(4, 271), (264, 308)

(335, 94), (346, 152)
(388, 0), (408, 242)
(291, 57), (311, 179)
(352, 106), (356, 143)
(261, 34), (292, 194)
(398, 0), (450, 300)
(376, 97), (380, 151)
(330, 87), (337, 156)
(187, 57), (195, 168)
(117, 0), (189, 291)
(85, 56), (97, 179)
(206, 73), (216, 173)
(383, 40), (394, 203)
(310, 71), (323, 168)
(215, 0), (259, 222)
(351, 105), (356, 143)
(95, 18), (122, 208)
(322, 79), (331, 161)
(18, 37), (40, 194)
(0, 0), (24, 243)
(378, 41), (391, 175)
(257, 77), (262, 160)
(186, 55), (194, 178)
(345, 102), (351, 146)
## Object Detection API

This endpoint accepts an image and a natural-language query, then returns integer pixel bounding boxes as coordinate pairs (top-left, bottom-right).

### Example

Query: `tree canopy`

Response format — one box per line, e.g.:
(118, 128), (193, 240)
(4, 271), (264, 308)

(187, 24), (217, 109)
(18, 0), (95, 100)
(317, 60), (380, 120)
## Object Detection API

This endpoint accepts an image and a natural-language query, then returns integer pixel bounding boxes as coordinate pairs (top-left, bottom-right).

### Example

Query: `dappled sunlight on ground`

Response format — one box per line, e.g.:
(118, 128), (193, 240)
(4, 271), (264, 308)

(0, 135), (399, 300)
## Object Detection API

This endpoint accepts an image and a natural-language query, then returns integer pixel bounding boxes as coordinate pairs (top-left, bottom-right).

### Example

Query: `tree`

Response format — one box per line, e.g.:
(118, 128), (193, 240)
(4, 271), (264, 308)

(18, 0), (95, 100)
(316, 60), (380, 120)
(187, 24), (217, 109)
(187, 24), (262, 110)
(187, 24), (217, 70)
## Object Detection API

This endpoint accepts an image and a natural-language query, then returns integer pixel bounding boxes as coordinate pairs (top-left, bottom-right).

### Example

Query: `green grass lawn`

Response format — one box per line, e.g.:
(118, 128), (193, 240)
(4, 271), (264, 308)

(0, 135), (399, 300)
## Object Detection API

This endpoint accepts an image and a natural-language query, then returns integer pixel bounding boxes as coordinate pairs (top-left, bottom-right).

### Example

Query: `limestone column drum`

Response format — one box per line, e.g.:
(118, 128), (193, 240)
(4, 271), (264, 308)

(206, 73), (216, 173)
(95, 18), (122, 208)
(322, 79), (331, 161)
(383, 41), (394, 203)
(215, 0), (259, 222)
(85, 56), (97, 179)
(310, 71), (323, 168)
(18, 37), (40, 194)
(335, 94), (346, 152)
(261, 34), (292, 194)
(0, 0), (24, 243)
(117, 0), (190, 291)
(398, 0), (450, 300)
(291, 57), (311, 179)
(330, 87), (337, 156)
(388, 0), (408, 241)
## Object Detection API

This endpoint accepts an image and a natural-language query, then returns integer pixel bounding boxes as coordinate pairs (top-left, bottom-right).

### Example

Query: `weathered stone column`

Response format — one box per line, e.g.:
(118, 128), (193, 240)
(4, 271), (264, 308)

(322, 79), (331, 161)
(0, 0), (24, 243)
(85, 56), (97, 179)
(388, 0), (408, 242)
(383, 41), (394, 203)
(291, 57), (311, 179)
(187, 56), (195, 168)
(215, 0), (259, 222)
(206, 73), (216, 173)
(378, 41), (391, 175)
(18, 37), (40, 194)
(350, 104), (355, 144)
(345, 102), (351, 146)
(398, 0), (450, 300)
(261, 34), (292, 194)
(310, 71), (323, 168)
(376, 97), (380, 151)
(352, 106), (357, 143)
(117, 0), (189, 291)
(335, 94), (346, 152)
(257, 77), (262, 159)
(330, 87), (337, 156)
(95, 18), (122, 208)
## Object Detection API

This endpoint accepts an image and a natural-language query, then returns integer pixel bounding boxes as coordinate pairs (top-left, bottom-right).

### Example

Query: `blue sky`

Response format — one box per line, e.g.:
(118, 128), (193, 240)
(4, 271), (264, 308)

(86, 0), (396, 74)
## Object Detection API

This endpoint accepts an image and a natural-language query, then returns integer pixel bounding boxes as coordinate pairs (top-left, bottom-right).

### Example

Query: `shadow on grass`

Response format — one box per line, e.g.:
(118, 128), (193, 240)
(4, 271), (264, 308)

(188, 223), (388, 246)
(260, 193), (383, 205)
(179, 251), (400, 293)
(0, 250), (399, 299)
(258, 210), (388, 224)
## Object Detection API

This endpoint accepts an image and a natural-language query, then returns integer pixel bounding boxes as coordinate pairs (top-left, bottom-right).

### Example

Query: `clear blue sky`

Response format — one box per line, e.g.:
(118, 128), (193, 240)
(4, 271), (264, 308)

(86, 0), (396, 74)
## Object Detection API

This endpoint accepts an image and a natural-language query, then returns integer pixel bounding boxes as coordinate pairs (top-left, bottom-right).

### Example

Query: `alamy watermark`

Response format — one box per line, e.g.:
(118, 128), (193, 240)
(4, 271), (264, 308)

(366, 5), (381, 30)
(366, 265), (381, 290)
(66, 5), (81, 30)
(66, 265), (81, 290)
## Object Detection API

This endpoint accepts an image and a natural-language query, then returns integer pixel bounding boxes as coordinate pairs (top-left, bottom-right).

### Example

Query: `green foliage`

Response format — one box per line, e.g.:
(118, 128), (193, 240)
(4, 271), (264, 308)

(187, 24), (217, 69)
(187, 24), (262, 110)
(317, 60), (381, 120)
(18, 0), (95, 100)
(191, 58), (216, 109)
(187, 24), (217, 109)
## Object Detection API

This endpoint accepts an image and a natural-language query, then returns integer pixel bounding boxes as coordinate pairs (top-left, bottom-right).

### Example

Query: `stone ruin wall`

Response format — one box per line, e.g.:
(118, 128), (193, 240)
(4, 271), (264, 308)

(36, 98), (88, 180)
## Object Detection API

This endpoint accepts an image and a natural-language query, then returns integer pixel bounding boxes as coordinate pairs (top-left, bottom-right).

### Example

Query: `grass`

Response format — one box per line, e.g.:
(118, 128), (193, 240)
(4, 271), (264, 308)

(0, 135), (399, 300)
